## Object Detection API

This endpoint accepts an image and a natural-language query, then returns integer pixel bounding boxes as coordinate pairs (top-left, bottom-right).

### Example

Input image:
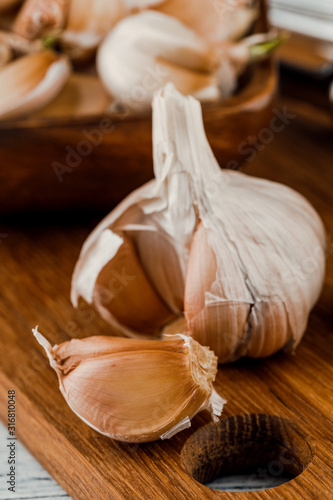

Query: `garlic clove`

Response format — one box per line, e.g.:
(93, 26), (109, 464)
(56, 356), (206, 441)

(185, 222), (252, 363)
(33, 327), (225, 443)
(96, 10), (220, 110)
(13, 0), (68, 39)
(155, 0), (259, 43)
(0, 50), (71, 121)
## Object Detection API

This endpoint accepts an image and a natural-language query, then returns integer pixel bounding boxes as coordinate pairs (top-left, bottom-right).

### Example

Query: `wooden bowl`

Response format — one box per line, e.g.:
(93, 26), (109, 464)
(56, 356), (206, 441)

(0, 0), (277, 215)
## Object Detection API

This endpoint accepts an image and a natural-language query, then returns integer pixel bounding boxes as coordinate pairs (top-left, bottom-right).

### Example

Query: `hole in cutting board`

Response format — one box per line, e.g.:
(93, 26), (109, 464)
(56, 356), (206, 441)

(181, 414), (313, 492)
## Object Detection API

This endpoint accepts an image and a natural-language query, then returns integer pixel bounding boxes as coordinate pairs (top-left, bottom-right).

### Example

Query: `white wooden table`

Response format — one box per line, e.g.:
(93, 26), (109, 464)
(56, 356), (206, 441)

(0, 422), (70, 500)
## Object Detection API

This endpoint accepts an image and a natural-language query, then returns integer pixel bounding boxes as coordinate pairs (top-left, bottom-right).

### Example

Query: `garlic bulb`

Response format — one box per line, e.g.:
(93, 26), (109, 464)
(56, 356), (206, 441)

(155, 0), (259, 43)
(33, 327), (224, 442)
(72, 84), (326, 363)
(61, 0), (164, 62)
(0, 50), (71, 120)
(13, 0), (68, 39)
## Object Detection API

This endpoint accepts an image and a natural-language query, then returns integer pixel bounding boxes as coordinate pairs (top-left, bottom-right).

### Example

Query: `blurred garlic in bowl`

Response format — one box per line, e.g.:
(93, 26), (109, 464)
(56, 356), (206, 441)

(0, 1), (279, 214)
(97, 10), (279, 111)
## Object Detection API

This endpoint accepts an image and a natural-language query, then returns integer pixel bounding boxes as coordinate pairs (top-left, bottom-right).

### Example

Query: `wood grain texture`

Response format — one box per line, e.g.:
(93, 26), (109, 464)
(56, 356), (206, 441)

(0, 96), (332, 499)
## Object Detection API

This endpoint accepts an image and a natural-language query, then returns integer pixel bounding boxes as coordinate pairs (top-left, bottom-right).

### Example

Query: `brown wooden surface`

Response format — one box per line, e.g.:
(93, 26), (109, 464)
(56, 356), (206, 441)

(0, 57), (276, 215)
(277, 32), (333, 75)
(0, 90), (333, 499)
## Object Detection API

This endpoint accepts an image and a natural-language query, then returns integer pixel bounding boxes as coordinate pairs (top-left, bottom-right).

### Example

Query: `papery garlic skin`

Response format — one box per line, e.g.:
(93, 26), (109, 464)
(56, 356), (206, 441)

(0, 50), (71, 120)
(33, 327), (225, 443)
(97, 10), (220, 110)
(155, 84), (326, 362)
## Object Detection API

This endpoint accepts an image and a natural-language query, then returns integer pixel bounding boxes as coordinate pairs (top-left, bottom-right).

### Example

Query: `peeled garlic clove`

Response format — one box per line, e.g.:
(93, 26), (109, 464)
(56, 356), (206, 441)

(13, 0), (68, 39)
(33, 327), (225, 443)
(156, 84), (326, 362)
(155, 0), (259, 43)
(97, 10), (220, 110)
(0, 50), (71, 121)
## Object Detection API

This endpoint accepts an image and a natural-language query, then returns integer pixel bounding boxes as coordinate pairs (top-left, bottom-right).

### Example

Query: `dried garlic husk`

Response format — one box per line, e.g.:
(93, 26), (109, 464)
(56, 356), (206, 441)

(0, 50), (71, 120)
(13, 0), (68, 39)
(60, 0), (164, 62)
(97, 10), (279, 110)
(33, 327), (224, 443)
(72, 84), (326, 363)
(155, 0), (259, 43)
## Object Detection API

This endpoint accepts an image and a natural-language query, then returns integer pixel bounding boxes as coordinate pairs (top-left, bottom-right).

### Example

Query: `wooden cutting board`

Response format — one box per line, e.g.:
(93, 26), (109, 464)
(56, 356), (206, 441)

(0, 93), (332, 499)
